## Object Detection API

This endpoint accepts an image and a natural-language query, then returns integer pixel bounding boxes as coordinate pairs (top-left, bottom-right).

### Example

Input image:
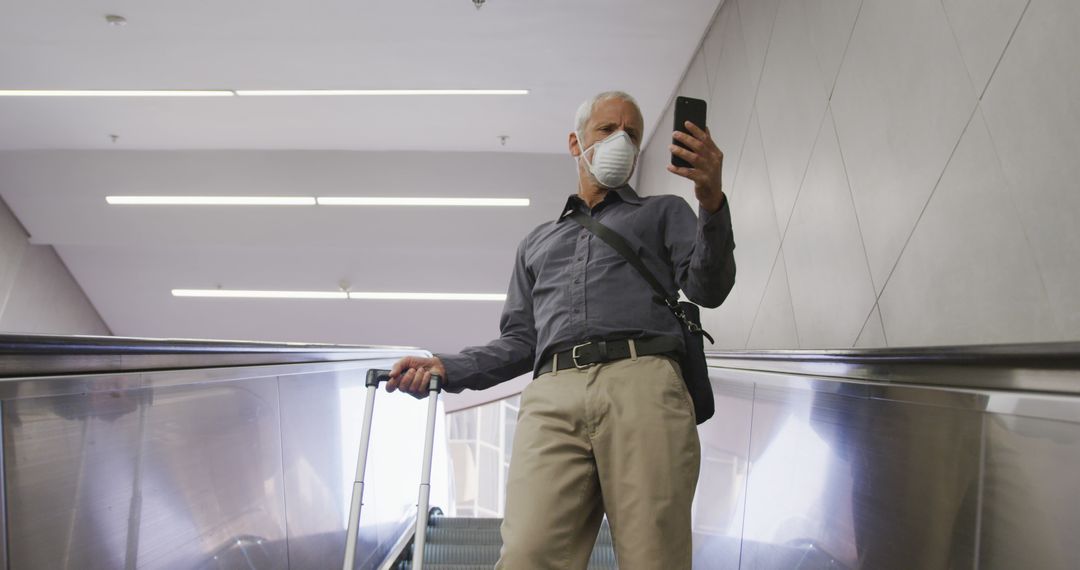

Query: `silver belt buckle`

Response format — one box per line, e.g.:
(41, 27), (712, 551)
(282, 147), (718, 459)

(571, 341), (593, 369)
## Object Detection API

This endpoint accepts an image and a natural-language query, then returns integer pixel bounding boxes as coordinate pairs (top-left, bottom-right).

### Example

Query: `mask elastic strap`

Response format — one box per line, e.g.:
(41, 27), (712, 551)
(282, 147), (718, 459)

(576, 132), (595, 171)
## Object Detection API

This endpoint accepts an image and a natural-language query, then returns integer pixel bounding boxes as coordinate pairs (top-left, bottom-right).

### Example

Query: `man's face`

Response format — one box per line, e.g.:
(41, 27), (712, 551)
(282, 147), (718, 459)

(571, 98), (644, 160)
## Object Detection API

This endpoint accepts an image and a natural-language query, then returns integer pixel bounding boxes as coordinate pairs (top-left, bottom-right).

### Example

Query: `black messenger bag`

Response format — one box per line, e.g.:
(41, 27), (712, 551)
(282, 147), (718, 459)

(566, 210), (716, 424)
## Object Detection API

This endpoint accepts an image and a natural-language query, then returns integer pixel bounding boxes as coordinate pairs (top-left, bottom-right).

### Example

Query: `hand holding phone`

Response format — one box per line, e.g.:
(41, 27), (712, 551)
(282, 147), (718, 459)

(671, 96), (708, 168)
(667, 95), (726, 213)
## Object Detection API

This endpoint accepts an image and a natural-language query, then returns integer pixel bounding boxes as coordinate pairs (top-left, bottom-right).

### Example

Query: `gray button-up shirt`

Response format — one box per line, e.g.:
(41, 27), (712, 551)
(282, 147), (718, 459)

(437, 185), (735, 392)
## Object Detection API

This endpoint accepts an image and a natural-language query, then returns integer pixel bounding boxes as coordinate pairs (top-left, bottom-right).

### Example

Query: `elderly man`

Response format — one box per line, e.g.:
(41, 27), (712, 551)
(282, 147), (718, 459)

(388, 91), (735, 569)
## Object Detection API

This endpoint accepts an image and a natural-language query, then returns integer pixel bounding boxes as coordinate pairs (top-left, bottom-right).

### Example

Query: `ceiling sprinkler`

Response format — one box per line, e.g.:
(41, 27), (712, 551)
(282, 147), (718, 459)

(472, 0), (485, 10)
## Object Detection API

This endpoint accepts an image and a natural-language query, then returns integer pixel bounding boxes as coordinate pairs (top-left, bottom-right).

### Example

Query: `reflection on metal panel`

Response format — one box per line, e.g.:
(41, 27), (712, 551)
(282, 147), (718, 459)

(277, 366), (451, 570)
(980, 414), (1080, 569)
(0, 406), (7, 569)
(738, 384), (982, 569)
(4, 377), (288, 569)
(1, 360), (451, 570)
(699, 364), (1080, 570)
(692, 381), (753, 570)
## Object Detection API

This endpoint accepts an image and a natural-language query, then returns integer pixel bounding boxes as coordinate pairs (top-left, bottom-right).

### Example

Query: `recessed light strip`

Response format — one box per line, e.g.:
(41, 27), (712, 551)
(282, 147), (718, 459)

(0, 90), (235, 97)
(108, 196), (315, 206)
(316, 197), (529, 207)
(172, 289), (347, 299)
(235, 89), (529, 96)
(172, 289), (506, 301)
(348, 292), (506, 301)
(106, 196), (528, 207)
(0, 89), (528, 98)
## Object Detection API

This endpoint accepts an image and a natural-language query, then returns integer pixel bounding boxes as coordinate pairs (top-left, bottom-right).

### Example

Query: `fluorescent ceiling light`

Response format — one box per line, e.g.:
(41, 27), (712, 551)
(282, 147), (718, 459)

(106, 196), (527, 207)
(0, 89), (527, 97)
(171, 289), (506, 301)
(107, 196), (316, 206)
(349, 292), (506, 301)
(317, 197), (529, 207)
(0, 90), (234, 97)
(234, 89), (529, 96)
(173, 289), (348, 299)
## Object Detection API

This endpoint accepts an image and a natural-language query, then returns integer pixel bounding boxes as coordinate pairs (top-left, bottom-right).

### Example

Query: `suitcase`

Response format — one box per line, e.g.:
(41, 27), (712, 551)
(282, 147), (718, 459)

(342, 368), (443, 570)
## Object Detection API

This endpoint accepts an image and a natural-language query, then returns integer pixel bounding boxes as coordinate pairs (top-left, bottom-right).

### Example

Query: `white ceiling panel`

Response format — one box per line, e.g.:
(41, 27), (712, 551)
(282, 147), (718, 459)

(0, 0), (722, 152)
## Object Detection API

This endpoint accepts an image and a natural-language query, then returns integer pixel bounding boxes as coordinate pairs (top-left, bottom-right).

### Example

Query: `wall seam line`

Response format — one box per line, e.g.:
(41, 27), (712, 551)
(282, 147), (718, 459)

(872, 103), (980, 310)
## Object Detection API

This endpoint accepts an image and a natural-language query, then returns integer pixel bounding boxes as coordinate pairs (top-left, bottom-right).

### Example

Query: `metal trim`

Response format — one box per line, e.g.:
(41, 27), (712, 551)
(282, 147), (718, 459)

(376, 514), (418, 570)
(0, 356), (427, 401)
(0, 403), (8, 570)
(710, 366), (1080, 424)
(0, 333), (418, 379)
(707, 342), (1080, 396)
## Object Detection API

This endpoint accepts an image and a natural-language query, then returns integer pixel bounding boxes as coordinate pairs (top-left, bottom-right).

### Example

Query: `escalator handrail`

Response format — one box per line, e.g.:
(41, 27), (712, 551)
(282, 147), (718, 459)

(0, 333), (423, 380)
(707, 341), (1080, 395)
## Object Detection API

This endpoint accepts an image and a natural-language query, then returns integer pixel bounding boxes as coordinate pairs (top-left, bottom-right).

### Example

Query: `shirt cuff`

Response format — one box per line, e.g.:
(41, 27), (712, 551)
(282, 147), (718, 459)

(433, 352), (471, 394)
(698, 195), (731, 233)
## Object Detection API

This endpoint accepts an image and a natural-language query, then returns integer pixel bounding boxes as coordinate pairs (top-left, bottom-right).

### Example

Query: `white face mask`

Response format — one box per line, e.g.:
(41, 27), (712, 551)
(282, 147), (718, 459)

(577, 130), (639, 189)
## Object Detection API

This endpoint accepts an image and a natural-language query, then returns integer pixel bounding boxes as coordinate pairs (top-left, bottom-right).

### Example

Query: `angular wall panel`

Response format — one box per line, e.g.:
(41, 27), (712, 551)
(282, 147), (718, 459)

(706, 0), (757, 196)
(980, 0), (1080, 338)
(782, 110), (876, 348)
(879, 109), (1059, 346)
(755, 0), (830, 234)
(831, 0), (978, 292)
(641, 0), (1073, 351)
(854, 305), (887, 348)
(941, 0), (1029, 95)
(737, 0), (780, 90)
(747, 250), (799, 349)
(0, 198), (29, 315)
(803, 0), (863, 96)
(701, 113), (781, 349)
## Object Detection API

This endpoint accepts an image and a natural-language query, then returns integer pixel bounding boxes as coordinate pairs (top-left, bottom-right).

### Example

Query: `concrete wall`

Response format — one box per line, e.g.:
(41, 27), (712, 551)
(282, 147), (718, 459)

(637, 0), (1077, 348)
(0, 197), (109, 335)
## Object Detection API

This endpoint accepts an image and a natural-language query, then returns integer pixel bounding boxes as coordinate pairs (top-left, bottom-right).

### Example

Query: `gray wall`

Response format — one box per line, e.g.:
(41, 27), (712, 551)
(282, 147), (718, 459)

(637, 0), (1078, 349)
(0, 196), (110, 335)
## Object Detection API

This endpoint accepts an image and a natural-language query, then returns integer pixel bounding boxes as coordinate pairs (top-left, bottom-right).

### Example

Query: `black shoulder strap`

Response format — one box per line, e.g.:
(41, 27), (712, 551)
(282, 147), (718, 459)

(565, 209), (676, 305)
(566, 209), (715, 344)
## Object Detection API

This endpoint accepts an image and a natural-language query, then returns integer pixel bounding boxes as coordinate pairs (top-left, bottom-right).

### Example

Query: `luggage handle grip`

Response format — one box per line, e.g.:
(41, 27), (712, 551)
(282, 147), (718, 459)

(366, 368), (442, 392)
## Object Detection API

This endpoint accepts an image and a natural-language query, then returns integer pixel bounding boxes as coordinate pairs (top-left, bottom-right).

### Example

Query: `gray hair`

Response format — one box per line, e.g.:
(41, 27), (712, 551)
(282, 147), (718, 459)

(574, 91), (641, 134)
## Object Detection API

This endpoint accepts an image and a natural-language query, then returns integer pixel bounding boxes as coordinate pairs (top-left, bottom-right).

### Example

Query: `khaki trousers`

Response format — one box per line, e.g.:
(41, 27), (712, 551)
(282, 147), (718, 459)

(495, 354), (701, 570)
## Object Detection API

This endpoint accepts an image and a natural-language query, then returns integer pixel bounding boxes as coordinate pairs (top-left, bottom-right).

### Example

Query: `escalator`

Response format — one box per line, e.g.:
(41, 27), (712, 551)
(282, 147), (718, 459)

(0, 334), (1077, 569)
(392, 512), (617, 569)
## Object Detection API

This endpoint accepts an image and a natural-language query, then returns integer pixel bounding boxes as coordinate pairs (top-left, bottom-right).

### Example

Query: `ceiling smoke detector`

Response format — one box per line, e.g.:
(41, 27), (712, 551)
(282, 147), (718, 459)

(472, 0), (485, 10)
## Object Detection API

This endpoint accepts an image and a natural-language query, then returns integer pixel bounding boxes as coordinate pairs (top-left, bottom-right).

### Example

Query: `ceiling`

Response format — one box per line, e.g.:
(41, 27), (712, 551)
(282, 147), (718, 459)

(0, 0), (721, 358)
(0, 0), (720, 153)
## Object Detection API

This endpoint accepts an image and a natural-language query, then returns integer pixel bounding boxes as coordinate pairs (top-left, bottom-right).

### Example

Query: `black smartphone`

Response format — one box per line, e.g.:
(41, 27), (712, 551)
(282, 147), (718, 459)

(671, 96), (708, 168)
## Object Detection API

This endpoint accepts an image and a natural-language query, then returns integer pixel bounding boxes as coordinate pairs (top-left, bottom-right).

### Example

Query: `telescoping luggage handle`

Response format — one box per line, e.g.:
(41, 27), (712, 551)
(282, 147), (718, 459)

(342, 368), (443, 570)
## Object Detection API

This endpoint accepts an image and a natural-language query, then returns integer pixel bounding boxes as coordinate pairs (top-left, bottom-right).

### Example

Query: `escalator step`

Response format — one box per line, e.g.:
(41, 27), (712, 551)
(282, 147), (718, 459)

(425, 527), (614, 547)
(401, 517), (618, 569)
(397, 565), (498, 570)
(428, 517), (503, 530)
(417, 543), (503, 565)
(397, 560), (617, 570)
(426, 528), (502, 545)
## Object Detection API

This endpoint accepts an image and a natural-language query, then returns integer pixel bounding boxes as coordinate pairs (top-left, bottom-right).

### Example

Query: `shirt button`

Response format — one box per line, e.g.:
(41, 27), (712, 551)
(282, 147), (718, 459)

(581, 234), (587, 240)
(573, 308), (580, 314)
(573, 279), (580, 284)
(577, 257), (583, 261)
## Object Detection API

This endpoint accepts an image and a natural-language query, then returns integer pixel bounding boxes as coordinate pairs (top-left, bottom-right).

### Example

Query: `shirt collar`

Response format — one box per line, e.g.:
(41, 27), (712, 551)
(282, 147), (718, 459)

(558, 184), (642, 221)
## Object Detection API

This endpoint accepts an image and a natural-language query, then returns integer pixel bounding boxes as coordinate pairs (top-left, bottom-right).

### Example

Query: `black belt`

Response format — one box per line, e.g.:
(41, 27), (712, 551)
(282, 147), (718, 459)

(535, 336), (681, 377)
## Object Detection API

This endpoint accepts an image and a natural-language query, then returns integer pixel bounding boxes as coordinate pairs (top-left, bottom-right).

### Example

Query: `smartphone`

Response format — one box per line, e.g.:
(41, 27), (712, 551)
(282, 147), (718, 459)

(671, 96), (708, 168)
